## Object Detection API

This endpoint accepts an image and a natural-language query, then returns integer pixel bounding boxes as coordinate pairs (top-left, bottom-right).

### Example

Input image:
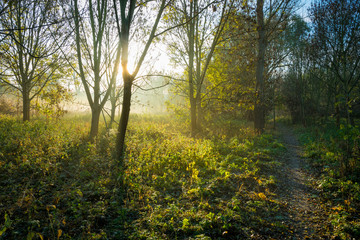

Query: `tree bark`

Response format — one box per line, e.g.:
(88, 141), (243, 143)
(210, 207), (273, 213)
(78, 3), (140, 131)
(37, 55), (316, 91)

(190, 95), (197, 136)
(22, 90), (30, 121)
(116, 72), (133, 162)
(188, 0), (197, 137)
(90, 106), (101, 140)
(196, 94), (202, 132)
(109, 97), (116, 129)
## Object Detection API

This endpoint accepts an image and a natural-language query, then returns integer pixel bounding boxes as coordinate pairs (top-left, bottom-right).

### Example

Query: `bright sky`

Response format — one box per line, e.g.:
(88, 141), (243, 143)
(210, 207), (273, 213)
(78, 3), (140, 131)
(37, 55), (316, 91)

(298, 0), (312, 20)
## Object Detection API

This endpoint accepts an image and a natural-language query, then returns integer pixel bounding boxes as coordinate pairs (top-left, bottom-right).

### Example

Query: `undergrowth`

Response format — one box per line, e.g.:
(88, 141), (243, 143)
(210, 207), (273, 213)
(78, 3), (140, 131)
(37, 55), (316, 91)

(294, 120), (360, 240)
(0, 113), (288, 239)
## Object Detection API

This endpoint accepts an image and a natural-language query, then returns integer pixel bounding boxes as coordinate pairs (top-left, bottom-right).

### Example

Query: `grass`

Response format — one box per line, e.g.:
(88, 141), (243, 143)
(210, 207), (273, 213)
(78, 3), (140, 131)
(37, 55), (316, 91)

(1, 113), (290, 239)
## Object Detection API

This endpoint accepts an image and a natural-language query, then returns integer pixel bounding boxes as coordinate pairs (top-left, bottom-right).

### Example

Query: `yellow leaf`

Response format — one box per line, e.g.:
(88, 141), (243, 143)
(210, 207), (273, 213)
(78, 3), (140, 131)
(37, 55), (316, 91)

(46, 205), (56, 211)
(332, 206), (343, 211)
(258, 192), (267, 200)
(57, 229), (62, 240)
(37, 233), (44, 240)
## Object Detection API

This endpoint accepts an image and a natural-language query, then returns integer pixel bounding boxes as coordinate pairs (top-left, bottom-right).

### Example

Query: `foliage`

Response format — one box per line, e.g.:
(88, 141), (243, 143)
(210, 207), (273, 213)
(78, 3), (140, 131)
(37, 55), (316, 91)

(34, 84), (73, 119)
(282, 0), (360, 125)
(295, 120), (360, 239)
(204, 9), (257, 121)
(0, 114), (291, 239)
(0, 97), (17, 115)
(0, 114), (113, 239)
(110, 115), (288, 239)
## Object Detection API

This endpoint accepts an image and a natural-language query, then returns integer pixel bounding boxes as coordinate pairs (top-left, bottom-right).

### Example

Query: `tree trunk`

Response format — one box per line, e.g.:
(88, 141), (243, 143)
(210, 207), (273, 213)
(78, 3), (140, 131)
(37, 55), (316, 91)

(23, 90), (30, 121)
(196, 95), (202, 132)
(273, 86), (276, 129)
(109, 97), (116, 129)
(116, 73), (132, 163)
(113, 0), (165, 163)
(254, 102), (264, 133)
(108, 84), (117, 129)
(254, 0), (266, 134)
(190, 95), (197, 136)
(334, 91), (340, 128)
(90, 106), (101, 140)
(188, 0), (197, 137)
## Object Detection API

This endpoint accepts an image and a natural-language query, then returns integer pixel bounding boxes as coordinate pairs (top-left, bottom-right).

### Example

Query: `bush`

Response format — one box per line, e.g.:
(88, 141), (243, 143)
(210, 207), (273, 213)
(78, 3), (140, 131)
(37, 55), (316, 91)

(0, 97), (17, 115)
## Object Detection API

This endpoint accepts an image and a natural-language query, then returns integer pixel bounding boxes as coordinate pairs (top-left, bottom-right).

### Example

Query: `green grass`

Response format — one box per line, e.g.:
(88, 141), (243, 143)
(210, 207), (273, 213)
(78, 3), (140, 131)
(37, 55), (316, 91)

(0, 113), (289, 239)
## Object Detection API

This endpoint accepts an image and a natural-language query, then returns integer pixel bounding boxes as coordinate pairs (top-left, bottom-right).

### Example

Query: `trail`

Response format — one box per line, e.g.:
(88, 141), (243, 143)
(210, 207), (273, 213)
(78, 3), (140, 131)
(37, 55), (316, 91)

(275, 125), (328, 239)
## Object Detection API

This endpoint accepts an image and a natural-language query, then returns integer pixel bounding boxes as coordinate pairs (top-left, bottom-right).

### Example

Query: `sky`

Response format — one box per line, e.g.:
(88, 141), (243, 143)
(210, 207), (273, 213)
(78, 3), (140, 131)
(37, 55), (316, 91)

(298, 0), (312, 20)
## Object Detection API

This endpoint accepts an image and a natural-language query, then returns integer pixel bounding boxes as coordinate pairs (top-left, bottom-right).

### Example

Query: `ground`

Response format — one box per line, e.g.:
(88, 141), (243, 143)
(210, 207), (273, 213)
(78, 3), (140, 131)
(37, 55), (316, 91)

(2, 117), (356, 239)
(275, 125), (329, 239)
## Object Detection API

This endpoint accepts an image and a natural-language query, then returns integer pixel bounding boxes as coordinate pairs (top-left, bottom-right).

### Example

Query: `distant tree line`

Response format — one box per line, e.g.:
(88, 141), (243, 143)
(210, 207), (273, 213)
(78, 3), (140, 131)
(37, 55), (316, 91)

(282, 0), (360, 127)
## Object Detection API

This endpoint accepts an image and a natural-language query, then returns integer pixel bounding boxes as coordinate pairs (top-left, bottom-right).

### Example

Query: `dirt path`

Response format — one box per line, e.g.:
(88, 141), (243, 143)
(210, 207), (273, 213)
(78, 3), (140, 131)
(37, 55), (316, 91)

(276, 125), (328, 239)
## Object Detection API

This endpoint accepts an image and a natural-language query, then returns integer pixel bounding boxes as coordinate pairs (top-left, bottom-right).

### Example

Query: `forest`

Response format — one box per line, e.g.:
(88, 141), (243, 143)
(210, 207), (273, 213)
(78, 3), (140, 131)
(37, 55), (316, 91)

(0, 0), (359, 239)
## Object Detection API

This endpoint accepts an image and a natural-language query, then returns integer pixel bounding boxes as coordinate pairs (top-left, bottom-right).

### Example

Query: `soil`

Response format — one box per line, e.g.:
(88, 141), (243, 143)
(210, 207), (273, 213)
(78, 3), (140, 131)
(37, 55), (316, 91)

(275, 125), (329, 239)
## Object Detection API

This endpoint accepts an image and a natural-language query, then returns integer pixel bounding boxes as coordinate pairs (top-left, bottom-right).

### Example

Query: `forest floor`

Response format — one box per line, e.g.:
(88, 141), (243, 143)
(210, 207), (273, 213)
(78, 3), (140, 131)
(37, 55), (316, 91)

(4, 115), (358, 239)
(275, 124), (329, 239)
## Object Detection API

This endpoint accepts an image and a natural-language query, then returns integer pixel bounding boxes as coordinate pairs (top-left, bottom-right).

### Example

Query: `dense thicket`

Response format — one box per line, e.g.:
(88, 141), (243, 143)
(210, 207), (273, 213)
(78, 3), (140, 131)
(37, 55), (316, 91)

(282, 0), (360, 126)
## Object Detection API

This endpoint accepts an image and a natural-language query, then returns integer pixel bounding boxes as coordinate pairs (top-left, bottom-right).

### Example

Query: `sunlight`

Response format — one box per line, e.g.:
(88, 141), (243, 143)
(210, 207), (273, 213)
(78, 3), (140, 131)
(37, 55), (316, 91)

(1, 0), (359, 238)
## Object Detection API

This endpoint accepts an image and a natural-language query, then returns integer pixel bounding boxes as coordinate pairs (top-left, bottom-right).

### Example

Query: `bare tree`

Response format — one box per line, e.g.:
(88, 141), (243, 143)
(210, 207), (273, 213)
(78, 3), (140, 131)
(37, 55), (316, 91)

(113, 0), (171, 161)
(71, 0), (122, 140)
(104, 25), (123, 129)
(165, 0), (233, 136)
(0, 0), (66, 121)
(310, 0), (360, 126)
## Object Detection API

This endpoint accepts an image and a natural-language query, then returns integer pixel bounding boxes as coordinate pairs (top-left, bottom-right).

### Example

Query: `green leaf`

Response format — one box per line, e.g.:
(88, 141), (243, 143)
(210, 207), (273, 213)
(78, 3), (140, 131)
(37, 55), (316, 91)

(4, 213), (11, 228)
(76, 189), (83, 197)
(0, 227), (7, 237)
(0, 213), (12, 236)
(27, 232), (35, 240)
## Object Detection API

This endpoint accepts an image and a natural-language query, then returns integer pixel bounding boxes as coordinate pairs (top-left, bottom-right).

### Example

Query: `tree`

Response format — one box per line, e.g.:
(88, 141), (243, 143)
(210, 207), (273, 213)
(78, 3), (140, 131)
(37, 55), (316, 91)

(253, 0), (296, 133)
(0, 0), (66, 121)
(107, 72), (123, 130)
(165, 0), (232, 136)
(113, 0), (170, 161)
(71, 0), (122, 140)
(281, 15), (310, 124)
(309, 0), (360, 126)
(204, 9), (258, 122)
(0, 1), (10, 43)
